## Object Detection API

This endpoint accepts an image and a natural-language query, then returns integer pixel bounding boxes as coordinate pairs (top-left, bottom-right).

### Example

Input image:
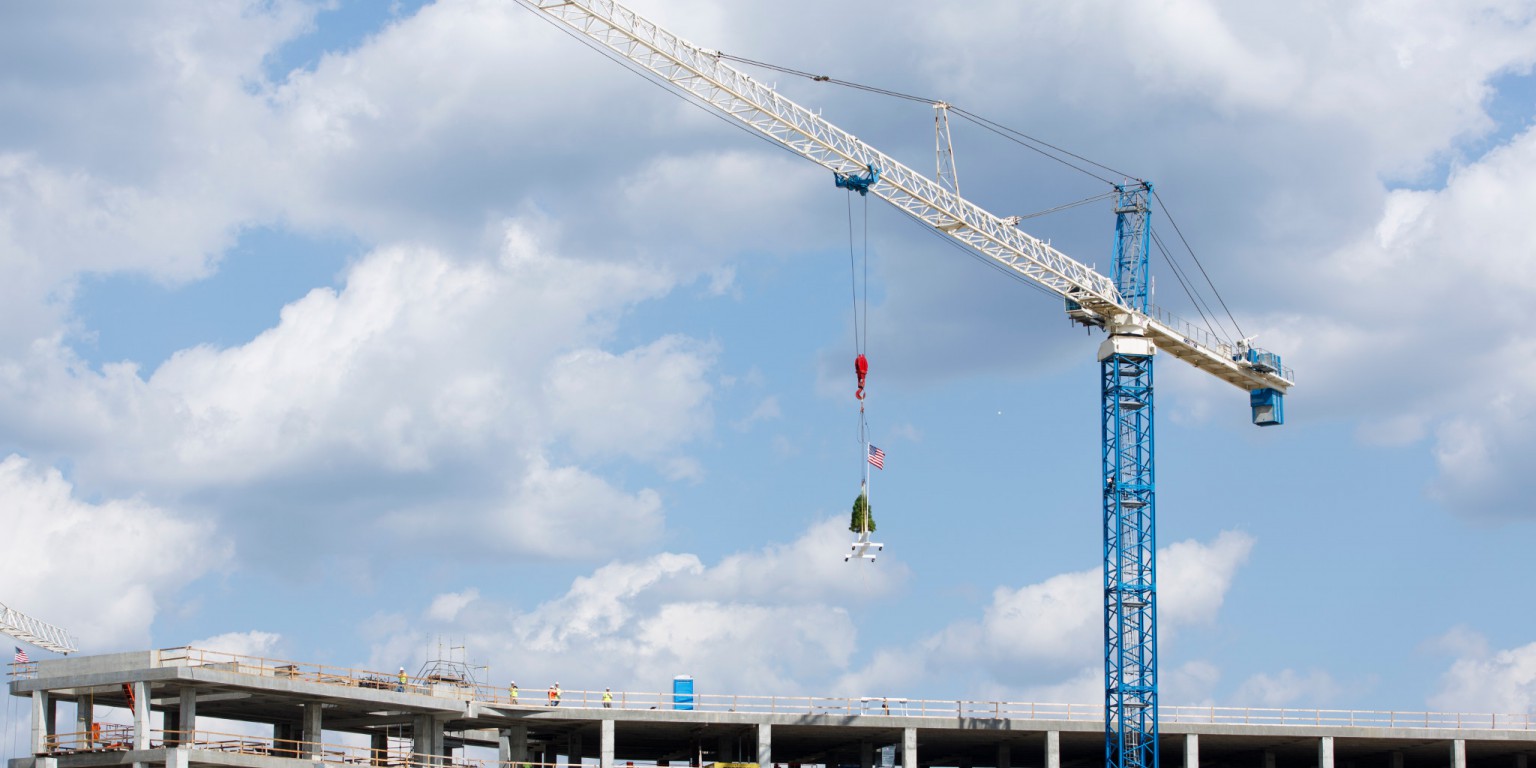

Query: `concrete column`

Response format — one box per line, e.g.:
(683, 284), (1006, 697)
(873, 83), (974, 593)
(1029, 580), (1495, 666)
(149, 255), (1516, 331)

(903, 728), (918, 768)
(413, 715), (439, 765)
(303, 702), (323, 759)
(31, 690), (51, 754)
(44, 694), (58, 749)
(719, 735), (733, 763)
(863, 741), (875, 768)
(179, 688), (198, 745)
(1046, 731), (1060, 768)
(1391, 752), (1404, 768)
(1319, 737), (1334, 768)
(371, 732), (389, 766)
(998, 744), (1011, 768)
(1452, 740), (1467, 768)
(757, 724), (773, 767)
(167, 747), (189, 768)
(76, 699), (93, 748)
(1184, 734), (1199, 768)
(502, 725), (531, 765)
(1263, 751), (1276, 768)
(131, 682), (150, 751)
(164, 710), (180, 747)
(568, 732), (585, 767)
(601, 720), (615, 768)
(1517, 755), (1529, 768)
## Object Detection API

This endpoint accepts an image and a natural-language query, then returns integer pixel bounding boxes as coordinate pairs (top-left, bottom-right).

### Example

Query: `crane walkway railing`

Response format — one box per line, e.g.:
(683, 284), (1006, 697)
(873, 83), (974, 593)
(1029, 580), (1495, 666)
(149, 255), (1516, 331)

(9, 648), (1530, 732)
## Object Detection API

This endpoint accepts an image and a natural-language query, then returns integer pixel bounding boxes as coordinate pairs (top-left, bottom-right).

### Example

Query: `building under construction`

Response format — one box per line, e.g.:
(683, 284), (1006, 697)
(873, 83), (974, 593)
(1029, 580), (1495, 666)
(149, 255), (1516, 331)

(7, 648), (1536, 768)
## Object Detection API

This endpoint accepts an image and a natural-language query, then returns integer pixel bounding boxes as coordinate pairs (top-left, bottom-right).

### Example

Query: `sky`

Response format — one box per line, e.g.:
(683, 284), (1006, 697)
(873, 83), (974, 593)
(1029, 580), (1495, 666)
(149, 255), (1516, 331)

(5, 0), (1536, 751)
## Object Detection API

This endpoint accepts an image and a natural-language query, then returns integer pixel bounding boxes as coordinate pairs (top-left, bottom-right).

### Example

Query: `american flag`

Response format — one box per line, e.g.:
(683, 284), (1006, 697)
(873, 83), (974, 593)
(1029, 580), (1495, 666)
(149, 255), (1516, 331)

(13, 647), (28, 664)
(867, 444), (886, 470)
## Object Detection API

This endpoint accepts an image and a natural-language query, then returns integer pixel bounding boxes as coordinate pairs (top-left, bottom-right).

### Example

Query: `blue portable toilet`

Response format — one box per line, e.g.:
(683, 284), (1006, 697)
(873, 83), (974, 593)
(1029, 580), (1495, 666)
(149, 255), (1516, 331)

(672, 675), (694, 711)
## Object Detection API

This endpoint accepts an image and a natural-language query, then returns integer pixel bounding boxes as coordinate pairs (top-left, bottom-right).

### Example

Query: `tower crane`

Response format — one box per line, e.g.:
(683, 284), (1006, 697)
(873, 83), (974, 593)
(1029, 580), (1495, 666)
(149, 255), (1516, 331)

(1, 601), (77, 655)
(511, 4), (1294, 768)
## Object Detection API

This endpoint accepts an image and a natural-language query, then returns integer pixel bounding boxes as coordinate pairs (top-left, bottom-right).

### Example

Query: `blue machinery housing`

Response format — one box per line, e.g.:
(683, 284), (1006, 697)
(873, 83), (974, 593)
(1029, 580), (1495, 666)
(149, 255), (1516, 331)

(835, 165), (881, 196)
(1243, 350), (1286, 426)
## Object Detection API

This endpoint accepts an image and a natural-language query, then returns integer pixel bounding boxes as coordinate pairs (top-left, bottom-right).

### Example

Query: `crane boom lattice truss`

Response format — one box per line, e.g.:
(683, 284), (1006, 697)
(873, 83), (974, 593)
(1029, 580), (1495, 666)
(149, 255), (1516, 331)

(516, 0), (1293, 395)
(515, 5), (1294, 768)
(1, 602), (77, 655)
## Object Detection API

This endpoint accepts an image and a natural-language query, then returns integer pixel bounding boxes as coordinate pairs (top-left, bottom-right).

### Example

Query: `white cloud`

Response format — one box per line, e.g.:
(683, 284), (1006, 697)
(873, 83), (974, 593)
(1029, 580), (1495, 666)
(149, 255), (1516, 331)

(1164, 660), (1222, 707)
(669, 517), (909, 604)
(4, 0), (1534, 528)
(836, 531), (1254, 698)
(0, 226), (701, 561)
(0, 1), (319, 354)
(1233, 669), (1344, 709)
(371, 527), (1247, 704)
(365, 517), (907, 696)
(426, 590), (480, 623)
(1429, 629), (1536, 713)
(1, 0), (1534, 715)
(0, 454), (226, 652)
(190, 630), (283, 659)
(544, 337), (716, 462)
(733, 396), (781, 431)
(1273, 124), (1536, 517)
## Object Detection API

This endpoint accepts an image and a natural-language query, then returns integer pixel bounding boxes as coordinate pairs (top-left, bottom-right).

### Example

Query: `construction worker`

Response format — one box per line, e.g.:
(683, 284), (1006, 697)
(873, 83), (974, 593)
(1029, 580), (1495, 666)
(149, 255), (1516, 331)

(548, 682), (561, 707)
(602, 688), (613, 709)
(397, 667), (406, 693)
(509, 681), (519, 704)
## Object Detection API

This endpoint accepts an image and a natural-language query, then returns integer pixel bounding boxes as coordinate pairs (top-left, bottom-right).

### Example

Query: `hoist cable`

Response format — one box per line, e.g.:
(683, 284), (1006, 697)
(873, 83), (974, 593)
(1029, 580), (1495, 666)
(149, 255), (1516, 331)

(523, 5), (1247, 352)
(1153, 191), (1246, 340)
(862, 194), (870, 354)
(1151, 229), (1223, 345)
(948, 110), (1119, 187)
(847, 194), (861, 353)
(718, 53), (935, 104)
(1015, 190), (1119, 222)
(519, 6), (811, 165)
(717, 52), (1139, 187)
(720, 47), (1254, 346)
(949, 108), (1139, 185)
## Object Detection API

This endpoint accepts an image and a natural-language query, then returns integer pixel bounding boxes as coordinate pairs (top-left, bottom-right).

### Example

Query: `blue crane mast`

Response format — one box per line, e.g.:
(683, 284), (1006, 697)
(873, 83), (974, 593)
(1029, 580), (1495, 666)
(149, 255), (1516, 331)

(1103, 182), (1157, 768)
(512, 5), (1294, 768)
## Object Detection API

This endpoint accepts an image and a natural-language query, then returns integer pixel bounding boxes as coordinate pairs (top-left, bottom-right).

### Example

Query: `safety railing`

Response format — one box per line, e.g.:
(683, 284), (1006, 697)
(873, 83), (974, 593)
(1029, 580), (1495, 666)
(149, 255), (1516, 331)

(38, 727), (571, 768)
(1146, 303), (1296, 384)
(7, 659), (38, 680)
(18, 649), (1532, 734)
